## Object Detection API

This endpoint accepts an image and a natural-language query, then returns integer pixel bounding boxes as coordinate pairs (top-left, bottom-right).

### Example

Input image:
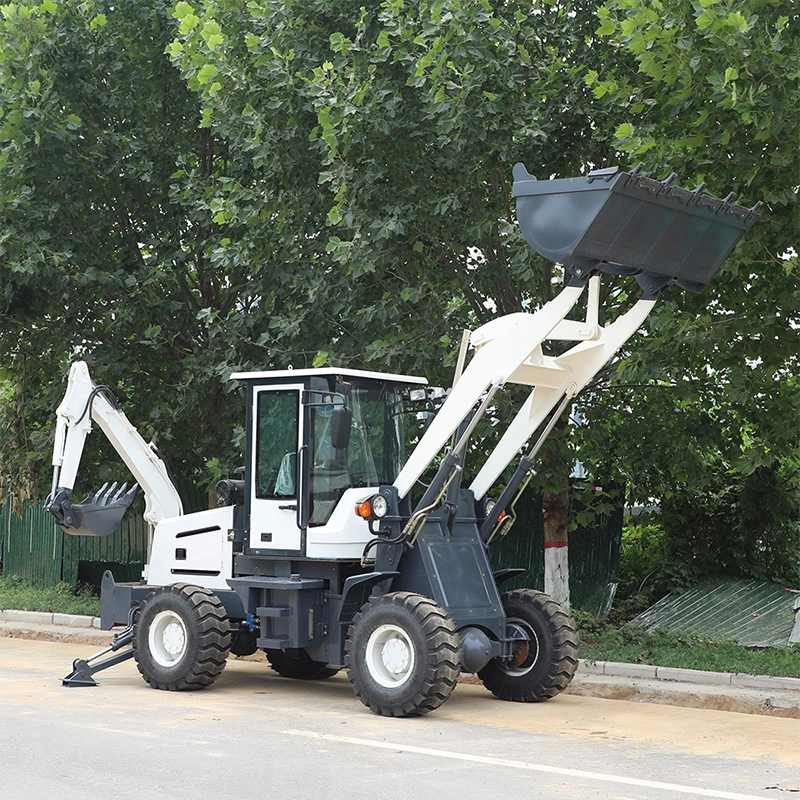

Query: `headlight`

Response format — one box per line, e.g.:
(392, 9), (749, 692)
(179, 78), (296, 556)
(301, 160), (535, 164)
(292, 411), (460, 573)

(371, 494), (388, 518)
(354, 493), (389, 520)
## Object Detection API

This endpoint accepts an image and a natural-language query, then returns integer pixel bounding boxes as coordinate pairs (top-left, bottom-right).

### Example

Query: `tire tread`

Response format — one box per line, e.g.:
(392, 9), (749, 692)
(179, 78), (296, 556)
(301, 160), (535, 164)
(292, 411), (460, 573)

(133, 583), (232, 691)
(346, 591), (459, 717)
(478, 588), (580, 703)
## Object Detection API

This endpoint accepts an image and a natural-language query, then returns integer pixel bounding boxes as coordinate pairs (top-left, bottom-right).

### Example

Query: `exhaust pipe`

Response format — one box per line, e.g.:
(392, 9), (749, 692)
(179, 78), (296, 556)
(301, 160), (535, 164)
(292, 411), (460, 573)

(46, 481), (139, 537)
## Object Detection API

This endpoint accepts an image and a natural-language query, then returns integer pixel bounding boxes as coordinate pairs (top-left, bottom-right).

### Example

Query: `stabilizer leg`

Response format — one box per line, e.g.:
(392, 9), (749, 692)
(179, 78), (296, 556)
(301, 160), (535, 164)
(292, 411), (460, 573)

(62, 612), (136, 687)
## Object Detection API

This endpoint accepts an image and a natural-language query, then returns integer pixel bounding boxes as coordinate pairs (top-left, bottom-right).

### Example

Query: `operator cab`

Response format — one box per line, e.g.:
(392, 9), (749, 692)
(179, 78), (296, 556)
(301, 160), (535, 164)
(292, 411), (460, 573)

(229, 367), (427, 560)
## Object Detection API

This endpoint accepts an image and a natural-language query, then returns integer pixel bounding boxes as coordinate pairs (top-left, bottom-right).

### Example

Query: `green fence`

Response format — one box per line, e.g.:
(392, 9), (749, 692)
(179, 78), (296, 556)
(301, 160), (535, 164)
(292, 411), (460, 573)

(1, 499), (64, 586)
(0, 495), (151, 586)
(489, 488), (623, 617)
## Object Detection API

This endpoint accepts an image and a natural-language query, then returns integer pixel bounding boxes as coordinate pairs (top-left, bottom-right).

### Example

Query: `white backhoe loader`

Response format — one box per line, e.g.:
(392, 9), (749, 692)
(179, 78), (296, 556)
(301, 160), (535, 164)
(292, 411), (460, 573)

(47, 163), (758, 716)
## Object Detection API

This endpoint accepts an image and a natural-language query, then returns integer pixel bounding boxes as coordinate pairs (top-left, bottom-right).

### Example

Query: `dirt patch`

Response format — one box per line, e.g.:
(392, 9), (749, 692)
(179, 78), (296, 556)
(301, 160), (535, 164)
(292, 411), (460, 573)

(461, 667), (800, 719)
(0, 626), (109, 647)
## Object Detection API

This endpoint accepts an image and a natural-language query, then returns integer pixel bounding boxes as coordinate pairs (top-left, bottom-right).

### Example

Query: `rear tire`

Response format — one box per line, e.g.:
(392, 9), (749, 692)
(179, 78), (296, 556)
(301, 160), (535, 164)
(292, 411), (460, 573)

(478, 589), (579, 702)
(266, 648), (339, 680)
(133, 583), (232, 691)
(346, 592), (460, 717)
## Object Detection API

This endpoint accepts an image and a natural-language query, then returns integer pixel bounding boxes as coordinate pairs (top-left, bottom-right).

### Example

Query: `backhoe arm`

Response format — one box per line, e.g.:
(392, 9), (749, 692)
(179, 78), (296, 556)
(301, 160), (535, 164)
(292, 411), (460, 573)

(46, 361), (183, 537)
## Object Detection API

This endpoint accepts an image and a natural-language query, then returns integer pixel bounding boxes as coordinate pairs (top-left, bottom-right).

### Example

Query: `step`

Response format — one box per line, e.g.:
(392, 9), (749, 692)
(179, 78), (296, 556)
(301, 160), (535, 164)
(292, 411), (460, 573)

(229, 575), (325, 591)
(256, 606), (292, 619)
(256, 636), (290, 650)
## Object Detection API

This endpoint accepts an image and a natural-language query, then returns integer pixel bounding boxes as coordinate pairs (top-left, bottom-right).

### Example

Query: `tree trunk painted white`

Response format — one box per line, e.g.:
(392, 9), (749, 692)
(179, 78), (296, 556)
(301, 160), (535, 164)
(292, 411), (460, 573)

(544, 543), (570, 611)
(542, 472), (570, 612)
(790, 598), (800, 644)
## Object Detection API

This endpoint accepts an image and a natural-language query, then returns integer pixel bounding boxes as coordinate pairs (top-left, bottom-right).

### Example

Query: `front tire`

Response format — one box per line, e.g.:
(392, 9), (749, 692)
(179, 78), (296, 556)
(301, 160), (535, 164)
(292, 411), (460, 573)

(346, 592), (460, 717)
(133, 583), (232, 691)
(478, 589), (579, 702)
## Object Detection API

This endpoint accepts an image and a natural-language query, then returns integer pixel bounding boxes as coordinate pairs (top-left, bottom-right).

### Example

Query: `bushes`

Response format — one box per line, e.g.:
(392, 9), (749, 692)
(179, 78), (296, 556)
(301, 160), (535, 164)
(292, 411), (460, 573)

(612, 463), (800, 625)
(660, 466), (800, 588)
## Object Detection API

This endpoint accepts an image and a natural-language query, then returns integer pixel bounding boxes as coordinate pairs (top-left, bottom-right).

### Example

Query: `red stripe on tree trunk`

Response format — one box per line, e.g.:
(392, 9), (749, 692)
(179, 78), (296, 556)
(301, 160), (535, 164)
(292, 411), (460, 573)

(544, 540), (568, 549)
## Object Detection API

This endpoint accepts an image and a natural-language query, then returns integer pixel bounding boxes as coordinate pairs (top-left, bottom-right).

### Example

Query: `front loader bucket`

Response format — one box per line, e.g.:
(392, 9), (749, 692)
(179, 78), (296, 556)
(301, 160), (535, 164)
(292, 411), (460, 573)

(46, 482), (138, 537)
(513, 163), (760, 292)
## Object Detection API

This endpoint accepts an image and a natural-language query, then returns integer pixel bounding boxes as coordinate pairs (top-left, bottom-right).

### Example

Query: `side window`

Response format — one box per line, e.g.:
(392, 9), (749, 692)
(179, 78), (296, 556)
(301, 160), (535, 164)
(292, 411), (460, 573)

(255, 390), (298, 499)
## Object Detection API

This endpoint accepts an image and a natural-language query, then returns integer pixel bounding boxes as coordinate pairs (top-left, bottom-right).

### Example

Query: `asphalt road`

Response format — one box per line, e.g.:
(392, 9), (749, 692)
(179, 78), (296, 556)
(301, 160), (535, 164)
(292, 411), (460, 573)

(1, 637), (798, 800)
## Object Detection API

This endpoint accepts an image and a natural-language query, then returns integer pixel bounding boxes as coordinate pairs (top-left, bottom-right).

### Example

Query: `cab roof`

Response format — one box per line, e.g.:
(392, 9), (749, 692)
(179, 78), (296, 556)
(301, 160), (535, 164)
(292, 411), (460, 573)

(230, 367), (428, 385)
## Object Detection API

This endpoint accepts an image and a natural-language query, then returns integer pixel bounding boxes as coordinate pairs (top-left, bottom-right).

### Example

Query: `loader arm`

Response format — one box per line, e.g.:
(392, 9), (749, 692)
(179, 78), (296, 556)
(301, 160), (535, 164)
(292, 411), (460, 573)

(469, 283), (657, 499)
(394, 162), (759, 516)
(394, 277), (655, 502)
(393, 284), (585, 499)
(46, 361), (183, 537)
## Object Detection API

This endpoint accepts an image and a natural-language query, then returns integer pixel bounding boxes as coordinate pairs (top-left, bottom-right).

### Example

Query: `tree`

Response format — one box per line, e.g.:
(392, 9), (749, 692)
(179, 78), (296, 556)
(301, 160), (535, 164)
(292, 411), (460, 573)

(1, 0), (796, 595)
(578, 0), (800, 584)
(0, 0), (337, 500)
(3, 1), (618, 500)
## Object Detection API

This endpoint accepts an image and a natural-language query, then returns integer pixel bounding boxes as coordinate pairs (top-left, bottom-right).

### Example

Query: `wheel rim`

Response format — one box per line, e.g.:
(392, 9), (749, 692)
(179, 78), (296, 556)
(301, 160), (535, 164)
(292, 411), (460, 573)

(148, 609), (188, 668)
(365, 623), (416, 688)
(499, 619), (540, 677)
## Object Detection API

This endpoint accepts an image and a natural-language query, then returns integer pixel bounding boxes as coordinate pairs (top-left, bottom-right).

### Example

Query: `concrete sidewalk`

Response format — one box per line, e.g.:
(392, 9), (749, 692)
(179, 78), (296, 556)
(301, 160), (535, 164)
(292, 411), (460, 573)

(2, 608), (798, 717)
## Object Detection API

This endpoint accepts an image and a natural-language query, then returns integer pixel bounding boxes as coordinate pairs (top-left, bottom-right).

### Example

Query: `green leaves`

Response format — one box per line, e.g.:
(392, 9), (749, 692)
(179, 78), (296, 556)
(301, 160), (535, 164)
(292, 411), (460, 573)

(196, 63), (217, 84)
(1, 0), (797, 583)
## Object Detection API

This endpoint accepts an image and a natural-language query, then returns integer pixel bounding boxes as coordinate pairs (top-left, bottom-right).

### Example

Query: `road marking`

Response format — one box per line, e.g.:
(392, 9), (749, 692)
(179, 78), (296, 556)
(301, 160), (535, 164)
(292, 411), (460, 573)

(283, 730), (771, 799)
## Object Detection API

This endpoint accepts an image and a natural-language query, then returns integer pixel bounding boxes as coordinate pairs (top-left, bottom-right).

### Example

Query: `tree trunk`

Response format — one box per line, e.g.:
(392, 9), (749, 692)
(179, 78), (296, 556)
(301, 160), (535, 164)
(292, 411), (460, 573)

(543, 474), (570, 611)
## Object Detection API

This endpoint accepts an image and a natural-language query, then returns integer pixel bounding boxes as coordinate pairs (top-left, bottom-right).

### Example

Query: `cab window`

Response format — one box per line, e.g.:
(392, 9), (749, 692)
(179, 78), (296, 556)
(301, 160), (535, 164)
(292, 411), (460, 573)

(255, 390), (298, 499)
(309, 385), (405, 526)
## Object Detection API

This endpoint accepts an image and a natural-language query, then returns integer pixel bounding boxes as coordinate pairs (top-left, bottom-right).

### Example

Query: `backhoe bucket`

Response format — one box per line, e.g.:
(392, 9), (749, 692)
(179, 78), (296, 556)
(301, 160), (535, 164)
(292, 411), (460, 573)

(46, 482), (138, 537)
(513, 163), (759, 292)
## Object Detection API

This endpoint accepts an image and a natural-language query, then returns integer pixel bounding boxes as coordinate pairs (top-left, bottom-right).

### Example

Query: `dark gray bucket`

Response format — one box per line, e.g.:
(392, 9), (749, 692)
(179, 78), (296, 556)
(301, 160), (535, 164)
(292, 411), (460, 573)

(513, 163), (759, 292)
(46, 482), (139, 537)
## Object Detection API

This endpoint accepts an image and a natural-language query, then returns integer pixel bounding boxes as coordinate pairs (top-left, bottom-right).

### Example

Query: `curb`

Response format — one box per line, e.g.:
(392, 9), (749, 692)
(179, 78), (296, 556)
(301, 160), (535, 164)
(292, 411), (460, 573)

(579, 658), (800, 693)
(0, 609), (102, 629)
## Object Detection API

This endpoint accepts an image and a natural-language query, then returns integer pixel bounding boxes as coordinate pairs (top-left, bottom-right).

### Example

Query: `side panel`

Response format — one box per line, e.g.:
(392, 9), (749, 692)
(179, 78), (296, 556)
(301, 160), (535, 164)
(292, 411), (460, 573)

(305, 487), (378, 560)
(386, 492), (506, 638)
(147, 507), (235, 591)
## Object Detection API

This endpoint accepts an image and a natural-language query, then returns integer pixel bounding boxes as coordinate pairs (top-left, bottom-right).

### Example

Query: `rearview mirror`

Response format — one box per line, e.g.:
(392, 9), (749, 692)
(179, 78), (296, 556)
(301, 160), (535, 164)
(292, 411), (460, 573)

(331, 406), (352, 450)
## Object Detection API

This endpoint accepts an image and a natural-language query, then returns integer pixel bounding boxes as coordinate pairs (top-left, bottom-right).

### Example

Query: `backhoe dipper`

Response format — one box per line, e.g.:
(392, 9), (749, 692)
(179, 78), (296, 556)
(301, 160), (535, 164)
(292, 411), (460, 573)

(47, 163), (758, 716)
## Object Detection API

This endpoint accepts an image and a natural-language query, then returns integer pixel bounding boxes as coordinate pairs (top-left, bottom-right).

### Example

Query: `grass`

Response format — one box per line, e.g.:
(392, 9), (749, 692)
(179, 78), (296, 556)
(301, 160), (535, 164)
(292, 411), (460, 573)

(576, 613), (800, 678)
(0, 574), (101, 617)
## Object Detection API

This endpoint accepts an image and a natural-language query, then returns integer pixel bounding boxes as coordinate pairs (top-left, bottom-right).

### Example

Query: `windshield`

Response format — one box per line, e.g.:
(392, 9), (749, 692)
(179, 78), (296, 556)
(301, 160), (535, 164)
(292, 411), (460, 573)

(309, 384), (405, 526)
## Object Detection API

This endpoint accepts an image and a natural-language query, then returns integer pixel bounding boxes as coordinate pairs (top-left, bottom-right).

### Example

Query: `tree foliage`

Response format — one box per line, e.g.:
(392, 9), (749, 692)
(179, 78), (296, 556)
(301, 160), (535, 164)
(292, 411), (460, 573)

(0, 0), (797, 583)
(1, 0), (616, 499)
(578, 0), (800, 582)
(0, 0), (247, 496)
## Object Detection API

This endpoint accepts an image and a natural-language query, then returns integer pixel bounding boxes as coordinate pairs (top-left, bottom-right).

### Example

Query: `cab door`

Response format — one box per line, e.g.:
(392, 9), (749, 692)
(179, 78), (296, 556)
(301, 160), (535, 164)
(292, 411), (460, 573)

(248, 386), (304, 554)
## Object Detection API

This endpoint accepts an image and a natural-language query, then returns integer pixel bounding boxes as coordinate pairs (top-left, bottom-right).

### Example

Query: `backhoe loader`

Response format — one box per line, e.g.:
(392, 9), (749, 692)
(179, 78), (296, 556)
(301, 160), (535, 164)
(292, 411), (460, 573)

(47, 163), (758, 716)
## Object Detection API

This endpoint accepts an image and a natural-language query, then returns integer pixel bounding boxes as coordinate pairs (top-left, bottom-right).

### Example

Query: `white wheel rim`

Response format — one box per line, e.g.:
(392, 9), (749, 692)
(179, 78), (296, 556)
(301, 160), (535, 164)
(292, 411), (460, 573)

(365, 623), (416, 688)
(148, 610), (188, 668)
(500, 620), (539, 677)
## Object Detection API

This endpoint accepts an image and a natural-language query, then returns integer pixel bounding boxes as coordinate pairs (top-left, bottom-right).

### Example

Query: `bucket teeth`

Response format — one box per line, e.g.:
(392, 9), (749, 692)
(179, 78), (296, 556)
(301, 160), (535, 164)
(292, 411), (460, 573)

(47, 481), (139, 537)
(80, 481), (138, 507)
